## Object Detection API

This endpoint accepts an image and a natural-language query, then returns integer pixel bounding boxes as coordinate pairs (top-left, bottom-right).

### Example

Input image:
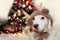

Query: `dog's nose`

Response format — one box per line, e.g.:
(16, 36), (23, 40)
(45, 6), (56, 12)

(33, 24), (39, 28)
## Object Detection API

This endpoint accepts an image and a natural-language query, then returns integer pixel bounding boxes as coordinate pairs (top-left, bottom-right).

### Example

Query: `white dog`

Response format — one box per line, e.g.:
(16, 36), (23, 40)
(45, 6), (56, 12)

(27, 8), (53, 40)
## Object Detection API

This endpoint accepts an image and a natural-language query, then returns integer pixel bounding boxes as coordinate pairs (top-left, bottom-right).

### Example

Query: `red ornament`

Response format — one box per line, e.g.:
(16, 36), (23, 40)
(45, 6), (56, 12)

(14, 0), (19, 6)
(20, 11), (24, 16)
(2, 29), (10, 34)
(15, 23), (21, 27)
(26, 0), (32, 6)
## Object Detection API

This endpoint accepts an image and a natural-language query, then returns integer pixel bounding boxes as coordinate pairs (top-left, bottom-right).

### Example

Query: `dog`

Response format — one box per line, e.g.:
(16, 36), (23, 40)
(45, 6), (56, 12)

(27, 8), (53, 40)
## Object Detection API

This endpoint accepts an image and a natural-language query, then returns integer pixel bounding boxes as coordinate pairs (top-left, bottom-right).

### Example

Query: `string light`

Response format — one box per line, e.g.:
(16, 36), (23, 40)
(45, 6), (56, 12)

(1, 0), (34, 34)
(11, 22), (14, 25)
(13, 13), (16, 18)
(22, 4), (26, 8)
(11, 29), (14, 32)
(17, 10), (21, 16)
(26, 1), (29, 5)
(14, 1), (17, 4)
(8, 16), (11, 19)
(29, 6), (32, 10)
(23, 0), (25, 2)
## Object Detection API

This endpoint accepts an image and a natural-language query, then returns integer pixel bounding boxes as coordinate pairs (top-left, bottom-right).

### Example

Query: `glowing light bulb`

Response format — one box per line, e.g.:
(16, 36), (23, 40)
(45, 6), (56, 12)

(14, 1), (17, 3)
(17, 10), (21, 16)
(29, 6), (32, 10)
(22, 4), (26, 8)
(26, 1), (29, 5)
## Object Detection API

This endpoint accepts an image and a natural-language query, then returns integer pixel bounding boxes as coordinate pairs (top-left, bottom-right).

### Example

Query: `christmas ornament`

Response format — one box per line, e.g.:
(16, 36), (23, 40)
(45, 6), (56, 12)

(1, 0), (35, 34)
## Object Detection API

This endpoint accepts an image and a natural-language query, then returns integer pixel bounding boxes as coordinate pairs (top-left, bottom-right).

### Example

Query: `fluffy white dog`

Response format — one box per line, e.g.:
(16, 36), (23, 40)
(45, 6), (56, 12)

(27, 8), (53, 40)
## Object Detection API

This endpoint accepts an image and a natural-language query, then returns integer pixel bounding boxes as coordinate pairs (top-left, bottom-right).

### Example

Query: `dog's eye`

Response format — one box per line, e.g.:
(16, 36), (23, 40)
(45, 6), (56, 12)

(41, 17), (44, 20)
(33, 18), (35, 20)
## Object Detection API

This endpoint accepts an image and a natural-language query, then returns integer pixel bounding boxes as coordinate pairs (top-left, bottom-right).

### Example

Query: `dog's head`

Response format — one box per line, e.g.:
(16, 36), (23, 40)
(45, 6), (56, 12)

(27, 8), (53, 32)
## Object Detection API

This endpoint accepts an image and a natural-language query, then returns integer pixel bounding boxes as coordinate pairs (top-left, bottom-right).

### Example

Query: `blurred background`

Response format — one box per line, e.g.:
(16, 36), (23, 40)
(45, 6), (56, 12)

(0, 0), (60, 40)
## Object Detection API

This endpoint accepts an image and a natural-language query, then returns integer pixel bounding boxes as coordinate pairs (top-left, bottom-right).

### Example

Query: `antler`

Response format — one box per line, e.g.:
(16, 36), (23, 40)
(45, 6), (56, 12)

(33, 3), (43, 12)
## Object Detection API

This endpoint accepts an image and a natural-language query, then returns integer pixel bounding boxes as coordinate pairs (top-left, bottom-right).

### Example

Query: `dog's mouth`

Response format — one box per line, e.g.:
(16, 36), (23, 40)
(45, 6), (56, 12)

(32, 25), (40, 33)
(33, 24), (45, 33)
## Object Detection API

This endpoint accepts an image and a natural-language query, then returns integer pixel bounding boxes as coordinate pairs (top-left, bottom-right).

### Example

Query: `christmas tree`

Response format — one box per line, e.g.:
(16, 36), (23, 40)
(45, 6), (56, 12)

(0, 0), (35, 34)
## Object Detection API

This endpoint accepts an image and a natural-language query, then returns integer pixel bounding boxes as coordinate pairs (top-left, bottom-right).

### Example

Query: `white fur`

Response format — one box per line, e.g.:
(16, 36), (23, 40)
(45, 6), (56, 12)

(34, 0), (60, 40)
(33, 15), (49, 31)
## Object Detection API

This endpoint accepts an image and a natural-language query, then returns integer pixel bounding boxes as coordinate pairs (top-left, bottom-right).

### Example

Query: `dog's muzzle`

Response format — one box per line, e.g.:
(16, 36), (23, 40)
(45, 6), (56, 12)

(33, 24), (39, 30)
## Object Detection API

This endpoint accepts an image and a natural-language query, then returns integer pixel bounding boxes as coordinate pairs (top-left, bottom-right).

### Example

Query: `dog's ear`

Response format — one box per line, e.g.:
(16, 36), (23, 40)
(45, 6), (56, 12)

(41, 8), (49, 14)
(47, 14), (53, 26)
(41, 8), (53, 26)
(48, 20), (52, 30)
(32, 3), (43, 11)
(27, 17), (33, 27)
